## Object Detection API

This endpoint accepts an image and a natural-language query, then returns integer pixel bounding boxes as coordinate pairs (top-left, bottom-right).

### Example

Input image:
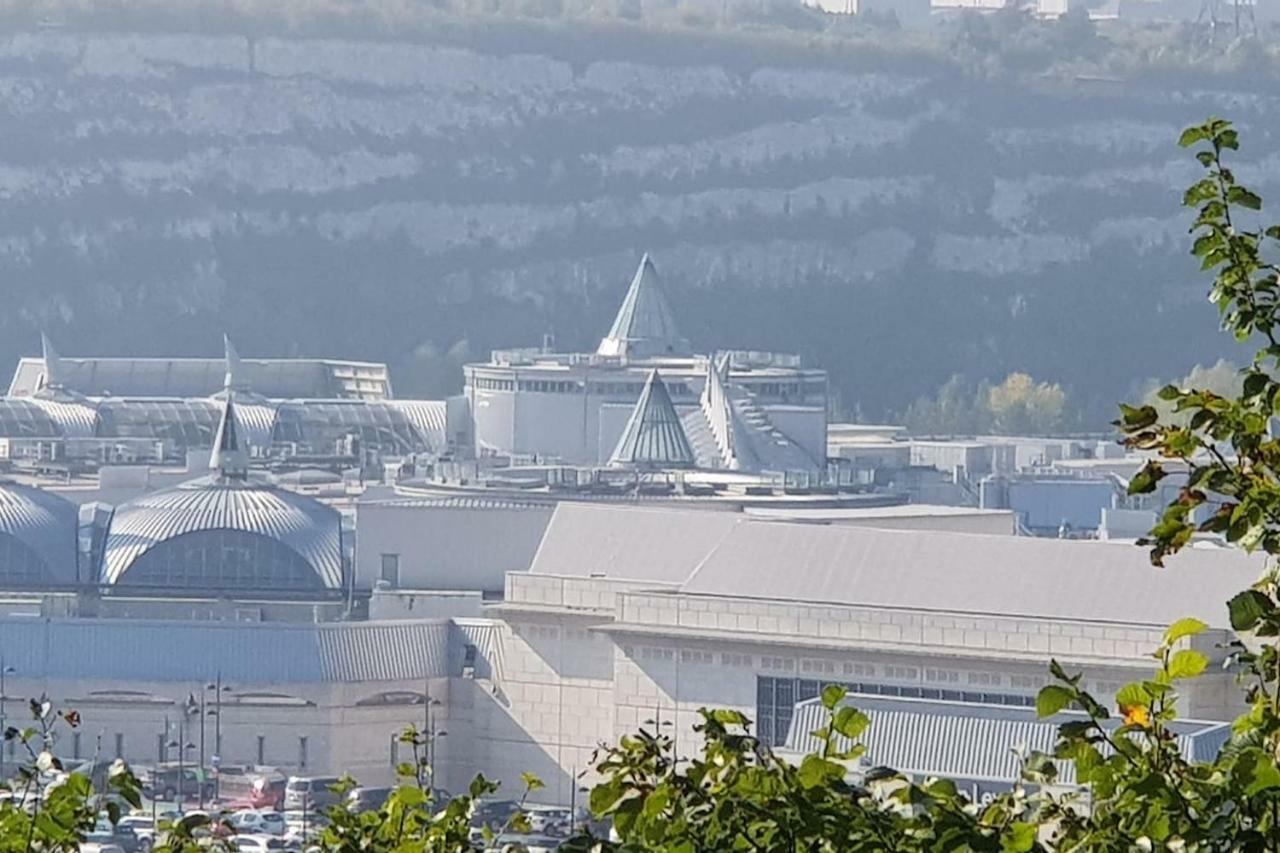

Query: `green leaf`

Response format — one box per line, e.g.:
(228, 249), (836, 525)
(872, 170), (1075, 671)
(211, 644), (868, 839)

(1128, 461), (1165, 495)
(820, 683), (846, 710)
(520, 771), (545, 792)
(797, 755), (843, 789)
(1115, 682), (1152, 710)
(1167, 649), (1209, 679)
(1163, 617), (1209, 647)
(832, 706), (870, 741)
(1228, 589), (1274, 632)
(1001, 822), (1037, 853)
(1178, 125), (1209, 148)
(1227, 185), (1263, 210)
(1035, 685), (1073, 718)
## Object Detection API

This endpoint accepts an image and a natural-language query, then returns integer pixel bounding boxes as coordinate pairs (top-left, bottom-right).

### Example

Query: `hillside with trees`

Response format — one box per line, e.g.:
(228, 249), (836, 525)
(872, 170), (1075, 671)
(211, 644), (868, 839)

(0, 3), (1277, 426)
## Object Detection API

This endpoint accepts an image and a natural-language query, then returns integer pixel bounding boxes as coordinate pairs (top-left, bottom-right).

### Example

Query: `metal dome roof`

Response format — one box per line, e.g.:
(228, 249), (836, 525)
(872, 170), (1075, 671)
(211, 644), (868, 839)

(101, 476), (344, 590)
(0, 481), (79, 584)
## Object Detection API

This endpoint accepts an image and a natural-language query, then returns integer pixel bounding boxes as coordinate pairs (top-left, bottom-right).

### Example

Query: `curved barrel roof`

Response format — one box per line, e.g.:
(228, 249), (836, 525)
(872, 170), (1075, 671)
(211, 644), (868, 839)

(0, 480), (79, 584)
(100, 476), (344, 589)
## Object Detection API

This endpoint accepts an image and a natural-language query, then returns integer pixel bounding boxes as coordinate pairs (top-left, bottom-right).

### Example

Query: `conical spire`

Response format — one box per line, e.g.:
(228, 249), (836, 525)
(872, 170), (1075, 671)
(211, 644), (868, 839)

(209, 392), (249, 480)
(40, 332), (64, 391)
(609, 370), (696, 469)
(700, 354), (757, 472)
(223, 333), (248, 393)
(597, 254), (690, 359)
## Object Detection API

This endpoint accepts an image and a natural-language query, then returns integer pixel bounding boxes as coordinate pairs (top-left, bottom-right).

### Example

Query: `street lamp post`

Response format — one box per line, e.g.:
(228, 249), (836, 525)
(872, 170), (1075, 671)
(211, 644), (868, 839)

(0, 659), (15, 782)
(184, 693), (207, 808)
(421, 678), (445, 791)
(205, 674), (232, 803)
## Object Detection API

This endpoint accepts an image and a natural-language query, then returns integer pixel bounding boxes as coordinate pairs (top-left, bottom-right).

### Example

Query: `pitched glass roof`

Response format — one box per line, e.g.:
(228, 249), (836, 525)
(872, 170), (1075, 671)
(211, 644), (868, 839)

(597, 254), (690, 359)
(608, 370), (696, 469)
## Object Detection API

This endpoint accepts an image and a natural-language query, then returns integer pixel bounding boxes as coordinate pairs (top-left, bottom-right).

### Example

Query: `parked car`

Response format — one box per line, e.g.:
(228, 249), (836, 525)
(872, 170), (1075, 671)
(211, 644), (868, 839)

(470, 799), (522, 833)
(344, 786), (393, 813)
(282, 810), (329, 836)
(282, 777), (342, 812)
(140, 766), (214, 802)
(232, 833), (287, 852)
(228, 810), (287, 836)
(249, 777), (287, 811)
(91, 819), (145, 853)
(524, 806), (579, 837)
(116, 815), (156, 853)
(486, 833), (563, 853)
(80, 843), (125, 853)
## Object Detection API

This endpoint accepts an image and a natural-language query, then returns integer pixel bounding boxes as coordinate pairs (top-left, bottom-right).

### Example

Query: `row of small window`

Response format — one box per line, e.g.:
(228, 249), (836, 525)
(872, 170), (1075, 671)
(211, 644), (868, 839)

(44, 733), (311, 768)
(755, 676), (1038, 747)
(471, 378), (694, 396)
(798, 658), (1042, 690)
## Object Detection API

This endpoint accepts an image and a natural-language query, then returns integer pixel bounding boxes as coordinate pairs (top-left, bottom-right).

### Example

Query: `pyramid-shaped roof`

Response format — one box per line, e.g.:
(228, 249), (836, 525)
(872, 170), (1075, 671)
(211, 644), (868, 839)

(608, 370), (697, 470)
(39, 332), (64, 391)
(209, 393), (249, 480)
(597, 254), (690, 359)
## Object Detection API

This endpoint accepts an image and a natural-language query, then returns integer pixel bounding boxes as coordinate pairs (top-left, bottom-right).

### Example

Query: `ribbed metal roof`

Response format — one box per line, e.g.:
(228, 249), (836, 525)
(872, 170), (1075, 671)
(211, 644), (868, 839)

(784, 696), (1232, 785)
(597, 254), (690, 359)
(0, 481), (79, 584)
(101, 475), (344, 589)
(386, 400), (448, 452)
(609, 370), (696, 469)
(0, 618), (450, 683)
(25, 397), (98, 437)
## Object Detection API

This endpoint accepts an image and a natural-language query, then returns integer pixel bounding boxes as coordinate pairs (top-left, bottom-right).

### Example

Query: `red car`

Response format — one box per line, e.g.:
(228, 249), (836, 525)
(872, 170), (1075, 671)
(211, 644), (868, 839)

(249, 778), (286, 811)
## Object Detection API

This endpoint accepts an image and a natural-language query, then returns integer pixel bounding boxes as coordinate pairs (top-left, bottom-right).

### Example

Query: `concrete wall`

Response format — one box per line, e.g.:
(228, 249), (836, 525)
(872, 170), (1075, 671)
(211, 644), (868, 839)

(355, 502), (553, 593)
(760, 405), (828, 466)
(0, 675), (458, 792)
(458, 575), (1246, 805)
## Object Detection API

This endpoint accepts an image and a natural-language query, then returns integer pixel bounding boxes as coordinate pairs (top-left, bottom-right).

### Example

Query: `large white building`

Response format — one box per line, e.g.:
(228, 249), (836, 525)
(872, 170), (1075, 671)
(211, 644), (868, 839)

(0, 438), (1261, 807)
(463, 255), (829, 470)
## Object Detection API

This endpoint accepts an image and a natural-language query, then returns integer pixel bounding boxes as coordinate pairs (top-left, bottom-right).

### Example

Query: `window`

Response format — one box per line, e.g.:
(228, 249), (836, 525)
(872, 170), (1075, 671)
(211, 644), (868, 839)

(114, 733), (124, 760)
(885, 665), (919, 681)
(298, 736), (308, 769)
(967, 672), (1001, 686)
(754, 676), (1036, 748)
(380, 554), (400, 587)
(116, 528), (324, 591)
(256, 735), (266, 765)
(681, 649), (714, 665)
(721, 652), (752, 668)
(1009, 674), (1040, 690)
(800, 659), (836, 676)
(925, 668), (959, 684)
(843, 662), (875, 678)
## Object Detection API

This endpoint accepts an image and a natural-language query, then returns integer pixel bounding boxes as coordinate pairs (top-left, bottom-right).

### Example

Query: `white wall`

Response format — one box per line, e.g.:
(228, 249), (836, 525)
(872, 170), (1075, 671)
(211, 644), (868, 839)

(355, 503), (553, 593)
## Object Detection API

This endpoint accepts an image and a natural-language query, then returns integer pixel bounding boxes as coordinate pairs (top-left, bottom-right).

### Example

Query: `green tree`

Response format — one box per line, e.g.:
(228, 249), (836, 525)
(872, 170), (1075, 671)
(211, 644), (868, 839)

(987, 371), (1068, 435)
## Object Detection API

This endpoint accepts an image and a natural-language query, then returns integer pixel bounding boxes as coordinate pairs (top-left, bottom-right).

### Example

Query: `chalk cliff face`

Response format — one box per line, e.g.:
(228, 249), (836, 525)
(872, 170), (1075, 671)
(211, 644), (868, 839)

(0, 27), (1272, 418)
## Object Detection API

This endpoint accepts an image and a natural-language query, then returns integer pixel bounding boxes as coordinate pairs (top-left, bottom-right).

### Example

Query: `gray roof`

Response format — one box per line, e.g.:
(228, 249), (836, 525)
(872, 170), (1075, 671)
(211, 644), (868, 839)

(529, 503), (1266, 629)
(0, 481), (79, 584)
(596, 254), (690, 359)
(0, 617), (450, 683)
(608, 371), (697, 469)
(8, 356), (393, 400)
(101, 476), (344, 588)
(529, 503), (739, 584)
(783, 695), (1230, 785)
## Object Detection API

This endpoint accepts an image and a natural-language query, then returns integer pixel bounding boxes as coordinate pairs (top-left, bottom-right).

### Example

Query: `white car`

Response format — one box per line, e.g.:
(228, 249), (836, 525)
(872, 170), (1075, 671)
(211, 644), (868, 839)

(232, 834), (286, 852)
(229, 810), (287, 836)
(80, 845), (125, 853)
